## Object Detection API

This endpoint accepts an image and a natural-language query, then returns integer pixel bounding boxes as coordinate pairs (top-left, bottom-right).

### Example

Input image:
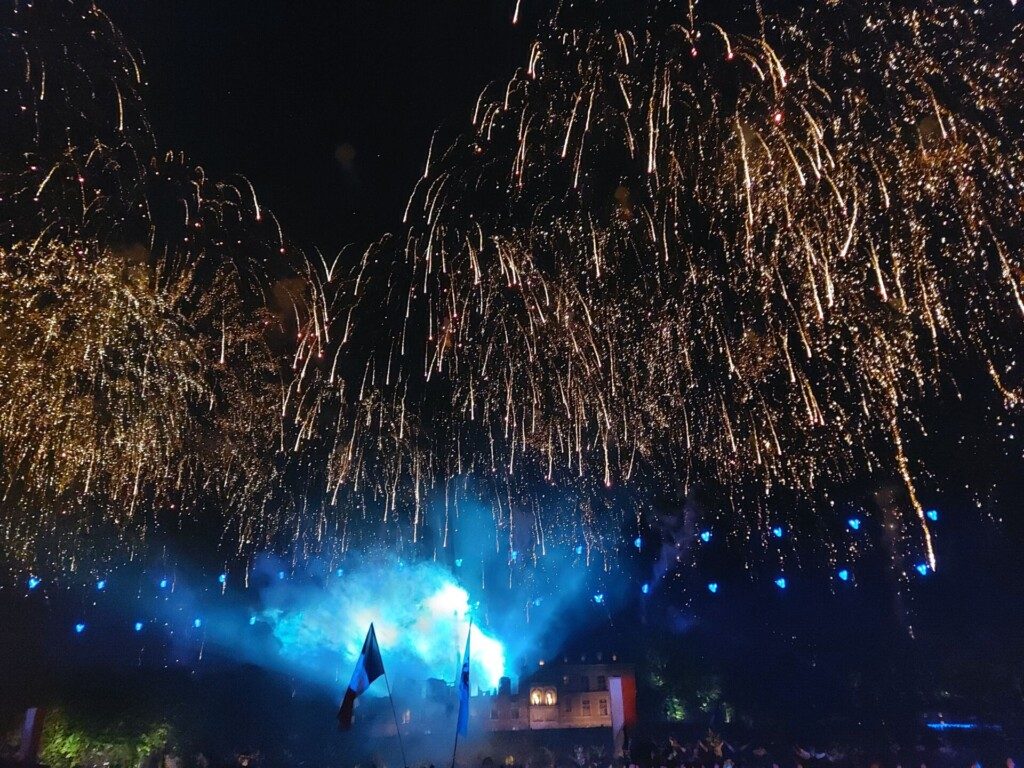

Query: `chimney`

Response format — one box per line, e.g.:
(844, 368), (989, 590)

(498, 677), (512, 697)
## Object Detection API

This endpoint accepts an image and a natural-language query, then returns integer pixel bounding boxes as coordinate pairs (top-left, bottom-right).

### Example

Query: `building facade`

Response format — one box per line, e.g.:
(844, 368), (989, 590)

(472, 656), (636, 732)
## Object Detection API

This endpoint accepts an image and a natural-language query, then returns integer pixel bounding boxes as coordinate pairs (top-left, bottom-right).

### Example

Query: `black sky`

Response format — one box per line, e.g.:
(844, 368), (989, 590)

(105, 0), (527, 251)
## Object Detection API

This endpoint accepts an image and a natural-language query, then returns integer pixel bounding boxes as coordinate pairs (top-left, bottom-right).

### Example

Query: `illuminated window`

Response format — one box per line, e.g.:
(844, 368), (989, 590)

(582, 699), (592, 716)
(599, 699), (608, 716)
(544, 688), (557, 706)
(530, 688), (543, 705)
(402, 709), (412, 724)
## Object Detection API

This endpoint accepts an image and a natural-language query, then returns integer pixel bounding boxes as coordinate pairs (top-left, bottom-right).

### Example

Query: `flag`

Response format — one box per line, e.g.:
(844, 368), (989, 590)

(337, 624), (385, 730)
(456, 625), (471, 736)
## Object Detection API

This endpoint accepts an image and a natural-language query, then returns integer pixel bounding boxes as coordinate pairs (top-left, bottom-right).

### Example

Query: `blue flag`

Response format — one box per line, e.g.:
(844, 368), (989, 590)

(456, 625), (471, 736)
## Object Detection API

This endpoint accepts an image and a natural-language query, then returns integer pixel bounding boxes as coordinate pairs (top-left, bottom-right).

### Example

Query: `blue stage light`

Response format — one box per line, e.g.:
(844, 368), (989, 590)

(915, 562), (930, 576)
(193, 618), (203, 628)
(641, 583), (650, 595)
(634, 536), (643, 550)
(699, 530), (712, 543)
(249, 616), (257, 626)
(593, 593), (605, 604)
(510, 550), (519, 562)
(96, 579), (106, 590)
(772, 526), (784, 538)
(574, 545), (584, 555)
(159, 578), (169, 589)
(74, 623), (86, 634)
(847, 518), (862, 531)
(134, 621), (144, 632)
(277, 570), (285, 580)
(454, 559), (463, 567)
(27, 576), (40, 590)
(775, 576), (787, 589)
(837, 569), (850, 582)
(707, 582), (719, 594)
(217, 573), (227, 584)
(926, 509), (939, 522)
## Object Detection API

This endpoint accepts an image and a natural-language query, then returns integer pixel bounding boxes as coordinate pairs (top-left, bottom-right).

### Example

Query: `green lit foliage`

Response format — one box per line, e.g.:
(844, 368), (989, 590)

(663, 695), (687, 722)
(39, 708), (170, 768)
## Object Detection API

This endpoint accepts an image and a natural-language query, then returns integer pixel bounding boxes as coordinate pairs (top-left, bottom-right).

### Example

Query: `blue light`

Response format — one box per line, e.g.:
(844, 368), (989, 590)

(193, 618), (203, 629)
(915, 562), (930, 576)
(74, 623), (86, 634)
(837, 569), (850, 582)
(277, 570), (285, 580)
(134, 621), (144, 632)
(217, 573), (227, 584)
(771, 526), (784, 538)
(592, 593), (605, 604)
(454, 559), (463, 568)
(641, 583), (650, 595)
(847, 518), (862, 531)
(532, 597), (543, 606)
(707, 582), (719, 594)
(335, 568), (344, 577)
(249, 616), (257, 626)
(159, 578), (169, 589)
(925, 722), (978, 731)
(699, 530), (712, 543)
(775, 576), (787, 590)
(96, 579), (106, 590)
(27, 576), (40, 590)
(510, 550), (519, 562)
(926, 509), (939, 522)
(634, 536), (643, 550)
(574, 545), (584, 556)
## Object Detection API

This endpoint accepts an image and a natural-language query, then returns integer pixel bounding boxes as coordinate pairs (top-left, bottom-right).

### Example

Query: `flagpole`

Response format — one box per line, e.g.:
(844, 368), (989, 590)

(450, 725), (460, 768)
(382, 668), (409, 768)
(451, 617), (472, 768)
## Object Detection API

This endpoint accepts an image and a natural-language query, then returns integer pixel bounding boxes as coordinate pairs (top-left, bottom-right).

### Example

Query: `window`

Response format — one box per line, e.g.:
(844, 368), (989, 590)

(597, 676), (606, 690)
(544, 688), (557, 706)
(564, 699), (572, 713)
(530, 688), (543, 705)
(599, 699), (609, 716)
(582, 699), (592, 716)
(402, 709), (412, 724)
(580, 676), (591, 692)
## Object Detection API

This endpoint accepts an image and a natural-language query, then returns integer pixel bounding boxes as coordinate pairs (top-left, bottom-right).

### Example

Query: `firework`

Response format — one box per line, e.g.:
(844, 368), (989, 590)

(2, 0), (1022, 578)
(371, 0), (1024, 568)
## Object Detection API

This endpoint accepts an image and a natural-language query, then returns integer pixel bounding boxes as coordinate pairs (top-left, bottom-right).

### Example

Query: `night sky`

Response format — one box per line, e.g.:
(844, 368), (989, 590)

(105, 0), (527, 250)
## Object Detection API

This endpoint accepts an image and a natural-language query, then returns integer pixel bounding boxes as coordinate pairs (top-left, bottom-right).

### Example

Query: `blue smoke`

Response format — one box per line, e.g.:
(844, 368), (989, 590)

(254, 556), (507, 692)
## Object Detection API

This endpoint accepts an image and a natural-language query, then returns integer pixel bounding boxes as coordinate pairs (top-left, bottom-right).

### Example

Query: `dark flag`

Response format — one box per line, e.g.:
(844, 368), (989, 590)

(456, 626), (471, 736)
(337, 624), (385, 730)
